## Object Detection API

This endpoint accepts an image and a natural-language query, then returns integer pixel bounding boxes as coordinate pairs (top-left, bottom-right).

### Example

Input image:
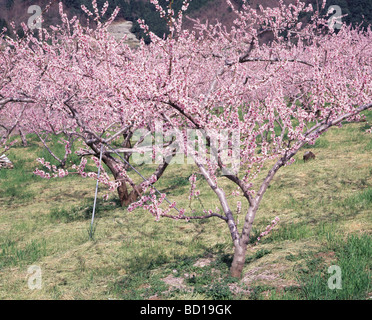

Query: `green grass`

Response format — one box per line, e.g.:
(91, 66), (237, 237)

(267, 222), (339, 243)
(298, 235), (371, 300)
(0, 111), (371, 299)
(340, 187), (372, 212)
(48, 199), (120, 223)
(0, 157), (38, 202)
(0, 238), (47, 269)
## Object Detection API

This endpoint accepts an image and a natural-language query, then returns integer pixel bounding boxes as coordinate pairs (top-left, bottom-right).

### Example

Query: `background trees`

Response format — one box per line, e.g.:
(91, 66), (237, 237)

(2, 1), (372, 42)
(1, 2), (174, 205)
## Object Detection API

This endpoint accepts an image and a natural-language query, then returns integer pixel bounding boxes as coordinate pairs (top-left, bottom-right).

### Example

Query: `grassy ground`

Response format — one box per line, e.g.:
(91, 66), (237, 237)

(0, 112), (371, 300)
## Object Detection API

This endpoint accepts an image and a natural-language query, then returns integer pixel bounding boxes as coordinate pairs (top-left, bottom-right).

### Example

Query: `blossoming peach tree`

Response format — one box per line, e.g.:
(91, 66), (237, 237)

(126, 0), (372, 278)
(1, 0), (371, 278)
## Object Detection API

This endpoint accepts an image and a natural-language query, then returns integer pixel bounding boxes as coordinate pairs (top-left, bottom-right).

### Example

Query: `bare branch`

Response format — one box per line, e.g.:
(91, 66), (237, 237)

(0, 97), (35, 112)
(161, 212), (227, 221)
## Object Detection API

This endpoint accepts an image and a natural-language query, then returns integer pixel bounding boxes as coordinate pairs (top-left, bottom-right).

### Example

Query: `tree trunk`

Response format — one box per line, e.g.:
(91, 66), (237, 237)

(230, 206), (257, 278)
(230, 243), (248, 278)
(115, 172), (142, 207)
(96, 142), (171, 207)
(19, 128), (28, 147)
(102, 156), (141, 207)
(114, 170), (130, 206)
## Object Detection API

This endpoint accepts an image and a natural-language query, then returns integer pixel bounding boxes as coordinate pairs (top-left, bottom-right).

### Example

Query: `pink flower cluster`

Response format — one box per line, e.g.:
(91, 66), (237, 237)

(34, 158), (68, 179)
(236, 201), (242, 215)
(71, 158), (88, 177)
(188, 174), (200, 200)
(128, 188), (173, 221)
(255, 216), (280, 245)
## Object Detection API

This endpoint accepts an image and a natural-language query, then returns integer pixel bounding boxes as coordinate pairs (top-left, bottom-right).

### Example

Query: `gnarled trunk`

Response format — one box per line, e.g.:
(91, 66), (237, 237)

(94, 138), (171, 207)
(102, 156), (141, 207)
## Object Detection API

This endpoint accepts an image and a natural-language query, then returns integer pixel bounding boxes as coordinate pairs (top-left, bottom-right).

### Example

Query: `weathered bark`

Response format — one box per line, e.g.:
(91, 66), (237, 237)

(101, 156), (132, 206)
(101, 148), (171, 207)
